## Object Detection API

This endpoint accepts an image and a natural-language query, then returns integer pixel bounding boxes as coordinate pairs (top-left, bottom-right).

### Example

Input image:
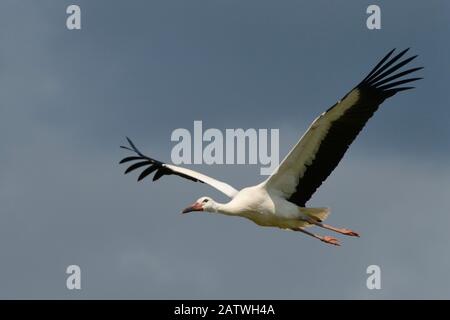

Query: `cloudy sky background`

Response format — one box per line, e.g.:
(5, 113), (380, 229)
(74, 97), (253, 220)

(0, 0), (449, 298)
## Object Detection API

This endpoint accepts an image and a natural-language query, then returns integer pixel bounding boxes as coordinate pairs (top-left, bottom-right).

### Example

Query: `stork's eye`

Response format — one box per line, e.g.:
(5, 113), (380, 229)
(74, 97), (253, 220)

(202, 199), (209, 203)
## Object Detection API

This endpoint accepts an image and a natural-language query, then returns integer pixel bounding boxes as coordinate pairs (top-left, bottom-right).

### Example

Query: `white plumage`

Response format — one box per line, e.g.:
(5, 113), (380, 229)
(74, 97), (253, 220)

(120, 48), (422, 246)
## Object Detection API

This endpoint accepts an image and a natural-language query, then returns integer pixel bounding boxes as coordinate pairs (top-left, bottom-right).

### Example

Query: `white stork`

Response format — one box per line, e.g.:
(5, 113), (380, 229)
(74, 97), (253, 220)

(120, 49), (422, 246)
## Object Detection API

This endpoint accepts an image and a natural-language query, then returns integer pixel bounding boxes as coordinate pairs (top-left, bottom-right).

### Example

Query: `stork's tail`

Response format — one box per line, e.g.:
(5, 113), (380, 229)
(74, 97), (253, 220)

(299, 207), (330, 223)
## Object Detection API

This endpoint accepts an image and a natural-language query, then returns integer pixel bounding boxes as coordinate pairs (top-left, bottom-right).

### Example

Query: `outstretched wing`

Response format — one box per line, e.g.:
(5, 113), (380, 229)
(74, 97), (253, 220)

(264, 48), (423, 206)
(120, 137), (239, 198)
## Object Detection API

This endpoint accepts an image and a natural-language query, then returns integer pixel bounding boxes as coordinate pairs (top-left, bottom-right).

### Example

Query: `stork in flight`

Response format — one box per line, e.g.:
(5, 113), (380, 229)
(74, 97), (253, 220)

(120, 49), (422, 246)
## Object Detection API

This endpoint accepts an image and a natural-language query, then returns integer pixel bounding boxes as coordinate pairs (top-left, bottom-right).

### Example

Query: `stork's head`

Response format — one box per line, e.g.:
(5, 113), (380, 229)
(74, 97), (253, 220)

(182, 196), (215, 213)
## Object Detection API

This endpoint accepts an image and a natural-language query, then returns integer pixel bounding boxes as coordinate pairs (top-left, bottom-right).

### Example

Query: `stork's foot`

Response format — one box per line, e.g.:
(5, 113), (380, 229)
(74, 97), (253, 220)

(321, 236), (340, 246)
(308, 219), (360, 237)
(339, 229), (360, 237)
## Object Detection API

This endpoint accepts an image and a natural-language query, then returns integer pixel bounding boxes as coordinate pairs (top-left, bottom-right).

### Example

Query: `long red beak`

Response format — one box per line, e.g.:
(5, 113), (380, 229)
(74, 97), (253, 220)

(182, 202), (204, 214)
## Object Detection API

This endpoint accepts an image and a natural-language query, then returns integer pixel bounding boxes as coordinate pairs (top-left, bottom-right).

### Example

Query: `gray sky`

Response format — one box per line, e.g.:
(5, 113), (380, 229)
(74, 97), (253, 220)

(0, 0), (449, 299)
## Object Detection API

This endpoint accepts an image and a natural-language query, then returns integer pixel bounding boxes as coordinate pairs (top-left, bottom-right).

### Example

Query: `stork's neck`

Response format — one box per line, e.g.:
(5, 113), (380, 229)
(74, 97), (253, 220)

(210, 201), (240, 216)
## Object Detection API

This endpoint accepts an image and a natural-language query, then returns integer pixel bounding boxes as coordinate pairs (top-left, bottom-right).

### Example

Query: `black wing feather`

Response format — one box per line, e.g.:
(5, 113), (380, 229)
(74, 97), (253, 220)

(119, 137), (204, 184)
(287, 49), (423, 207)
(119, 156), (144, 164)
(124, 160), (153, 174)
(361, 49), (395, 82)
(137, 165), (158, 181)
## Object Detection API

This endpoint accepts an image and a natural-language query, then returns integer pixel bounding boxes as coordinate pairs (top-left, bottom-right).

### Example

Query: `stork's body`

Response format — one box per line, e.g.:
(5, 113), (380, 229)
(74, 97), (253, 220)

(187, 185), (351, 245)
(213, 185), (305, 225)
(120, 48), (422, 246)
(214, 185), (297, 224)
